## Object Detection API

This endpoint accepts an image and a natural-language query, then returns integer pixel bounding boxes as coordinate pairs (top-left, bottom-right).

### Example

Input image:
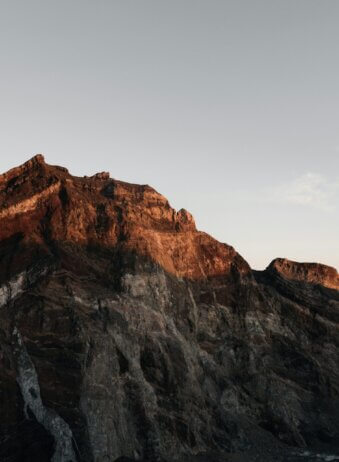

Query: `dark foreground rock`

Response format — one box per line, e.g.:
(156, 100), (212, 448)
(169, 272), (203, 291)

(0, 156), (338, 462)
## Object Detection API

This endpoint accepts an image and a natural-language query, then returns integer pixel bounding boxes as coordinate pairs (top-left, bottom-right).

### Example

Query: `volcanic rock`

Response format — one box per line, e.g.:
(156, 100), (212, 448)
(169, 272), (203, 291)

(267, 258), (339, 290)
(0, 155), (338, 462)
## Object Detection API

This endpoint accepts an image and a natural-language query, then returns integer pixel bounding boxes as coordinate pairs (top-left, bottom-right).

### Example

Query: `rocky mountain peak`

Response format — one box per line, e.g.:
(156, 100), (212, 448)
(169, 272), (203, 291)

(0, 156), (250, 280)
(0, 156), (338, 462)
(0, 153), (45, 182)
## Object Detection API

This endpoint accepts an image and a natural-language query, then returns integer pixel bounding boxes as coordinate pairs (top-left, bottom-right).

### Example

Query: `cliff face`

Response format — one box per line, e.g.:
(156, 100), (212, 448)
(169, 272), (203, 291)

(0, 156), (338, 462)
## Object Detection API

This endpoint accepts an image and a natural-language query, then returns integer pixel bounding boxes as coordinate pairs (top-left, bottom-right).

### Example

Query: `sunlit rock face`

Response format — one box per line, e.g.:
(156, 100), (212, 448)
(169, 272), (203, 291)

(0, 156), (338, 462)
(267, 258), (339, 290)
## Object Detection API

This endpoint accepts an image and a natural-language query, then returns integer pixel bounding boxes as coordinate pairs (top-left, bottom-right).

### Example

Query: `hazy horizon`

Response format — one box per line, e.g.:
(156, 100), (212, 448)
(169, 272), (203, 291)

(0, 1), (338, 270)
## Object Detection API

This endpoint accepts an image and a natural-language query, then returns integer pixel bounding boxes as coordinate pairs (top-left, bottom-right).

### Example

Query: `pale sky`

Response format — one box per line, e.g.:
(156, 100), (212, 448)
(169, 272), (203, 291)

(0, 0), (338, 270)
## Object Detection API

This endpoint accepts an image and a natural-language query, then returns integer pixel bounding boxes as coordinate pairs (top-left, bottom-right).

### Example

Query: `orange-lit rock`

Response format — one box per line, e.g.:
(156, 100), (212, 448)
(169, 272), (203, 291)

(0, 156), (338, 462)
(267, 258), (339, 290)
(0, 155), (250, 280)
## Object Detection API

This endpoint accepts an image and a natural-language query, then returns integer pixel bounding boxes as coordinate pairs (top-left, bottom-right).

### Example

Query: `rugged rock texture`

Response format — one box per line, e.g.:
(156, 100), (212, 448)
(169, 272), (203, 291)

(0, 155), (338, 462)
(267, 259), (339, 291)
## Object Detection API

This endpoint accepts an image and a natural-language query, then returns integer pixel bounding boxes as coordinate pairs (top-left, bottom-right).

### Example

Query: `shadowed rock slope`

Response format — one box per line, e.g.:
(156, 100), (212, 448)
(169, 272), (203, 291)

(0, 155), (338, 462)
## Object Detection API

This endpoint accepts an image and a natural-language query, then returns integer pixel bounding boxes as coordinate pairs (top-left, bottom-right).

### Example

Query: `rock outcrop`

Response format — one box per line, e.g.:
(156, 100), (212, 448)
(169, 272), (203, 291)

(0, 155), (338, 462)
(267, 258), (339, 290)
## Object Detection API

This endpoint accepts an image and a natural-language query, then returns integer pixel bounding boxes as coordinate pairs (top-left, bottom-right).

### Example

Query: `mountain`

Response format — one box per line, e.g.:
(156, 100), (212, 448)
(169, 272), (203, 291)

(0, 155), (338, 462)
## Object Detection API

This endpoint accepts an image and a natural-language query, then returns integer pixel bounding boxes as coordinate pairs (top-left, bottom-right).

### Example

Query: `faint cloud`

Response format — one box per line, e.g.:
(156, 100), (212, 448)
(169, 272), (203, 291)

(268, 173), (339, 212)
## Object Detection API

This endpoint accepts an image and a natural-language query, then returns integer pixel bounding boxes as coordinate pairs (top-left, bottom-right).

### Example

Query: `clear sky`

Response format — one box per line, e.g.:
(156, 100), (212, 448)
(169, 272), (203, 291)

(0, 0), (338, 270)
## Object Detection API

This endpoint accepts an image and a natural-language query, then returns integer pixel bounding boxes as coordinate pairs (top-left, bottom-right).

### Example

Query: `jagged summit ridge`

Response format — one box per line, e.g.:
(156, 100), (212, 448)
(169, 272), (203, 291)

(0, 155), (336, 284)
(0, 156), (338, 462)
(0, 155), (249, 280)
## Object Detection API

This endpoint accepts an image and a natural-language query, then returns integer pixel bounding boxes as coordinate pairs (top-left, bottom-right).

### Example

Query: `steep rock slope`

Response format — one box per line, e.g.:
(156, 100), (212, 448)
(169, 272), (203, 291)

(0, 156), (338, 462)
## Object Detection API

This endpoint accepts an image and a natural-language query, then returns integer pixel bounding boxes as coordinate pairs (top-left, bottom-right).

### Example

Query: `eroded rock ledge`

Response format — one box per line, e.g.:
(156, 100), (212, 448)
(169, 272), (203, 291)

(267, 258), (339, 290)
